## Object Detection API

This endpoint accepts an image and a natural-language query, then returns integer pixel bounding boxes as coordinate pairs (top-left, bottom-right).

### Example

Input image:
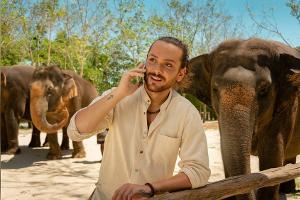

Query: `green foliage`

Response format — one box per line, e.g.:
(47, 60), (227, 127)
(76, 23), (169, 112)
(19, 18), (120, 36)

(0, 47), (21, 65)
(287, 0), (300, 24)
(0, 0), (27, 65)
(0, 0), (239, 118)
(184, 93), (217, 120)
(147, 0), (240, 55)
(184, 93), (206, 110)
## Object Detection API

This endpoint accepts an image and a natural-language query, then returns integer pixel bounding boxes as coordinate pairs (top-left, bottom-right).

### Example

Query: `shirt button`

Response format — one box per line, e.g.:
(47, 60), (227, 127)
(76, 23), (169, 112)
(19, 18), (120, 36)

(135, 169), (139, 172)
(140, 150), (143, 154)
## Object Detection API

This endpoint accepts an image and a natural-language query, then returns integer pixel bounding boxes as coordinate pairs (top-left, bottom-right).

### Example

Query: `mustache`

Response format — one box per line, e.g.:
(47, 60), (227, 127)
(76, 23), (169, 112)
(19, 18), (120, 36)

(146, 72), (165, 81)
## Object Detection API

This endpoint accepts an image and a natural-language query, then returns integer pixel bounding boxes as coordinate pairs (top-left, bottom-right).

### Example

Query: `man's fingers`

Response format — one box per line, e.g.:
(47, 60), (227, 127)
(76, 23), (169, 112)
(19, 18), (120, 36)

(113, 184), (133, 200)
(123, 189), (134, 200)
(137, 62), (146, 69)
(113, 184), (147, 200)
(112, 190), (119, 200)
(127, 191), (134, 200)
(127, 71), (144, 78)
(131, 63), (146, 72)
(130, 68), (146, 74)
(121, 186), (133, 200)
(112, 186), (123, 200)
(113, 189), (124, 200)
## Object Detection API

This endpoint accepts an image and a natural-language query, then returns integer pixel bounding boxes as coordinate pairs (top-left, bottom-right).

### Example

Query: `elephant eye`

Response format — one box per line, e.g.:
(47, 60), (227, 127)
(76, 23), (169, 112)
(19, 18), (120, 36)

(212, 86), (220, 100)
(257, 84), (270, 97)
(47, 87), (54, 96)
(212, 83), (219, 94)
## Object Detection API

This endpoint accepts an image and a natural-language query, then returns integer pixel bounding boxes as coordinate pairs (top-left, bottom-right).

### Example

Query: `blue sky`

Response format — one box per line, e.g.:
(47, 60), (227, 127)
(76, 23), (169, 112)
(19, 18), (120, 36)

(143, 0), (300, 47)
(225, 0), (300, 46)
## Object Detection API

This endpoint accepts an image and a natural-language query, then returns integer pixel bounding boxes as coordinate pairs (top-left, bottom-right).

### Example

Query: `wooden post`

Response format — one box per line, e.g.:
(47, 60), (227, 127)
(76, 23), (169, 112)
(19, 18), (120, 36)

(151, 163), (300, 200)
(207, 111), (210, 121)
(204, 105), (207, 121)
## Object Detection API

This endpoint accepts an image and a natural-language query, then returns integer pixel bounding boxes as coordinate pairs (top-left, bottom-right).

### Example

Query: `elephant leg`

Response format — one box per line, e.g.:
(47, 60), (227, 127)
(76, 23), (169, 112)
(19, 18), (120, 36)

(28, 124), (41, 148)
(1, 113), (8, 152)
(97, 130), (107, 158)
(60, 127), (69, 150)
(257, 134), (284, 200)
(100, 143), (104, 157)
(46, 133), (62, 159)
(43, 135), (49, 147)
(5, 110), (20, 154)
(279, 157), (297, 193)
(72, 141), (86, 158)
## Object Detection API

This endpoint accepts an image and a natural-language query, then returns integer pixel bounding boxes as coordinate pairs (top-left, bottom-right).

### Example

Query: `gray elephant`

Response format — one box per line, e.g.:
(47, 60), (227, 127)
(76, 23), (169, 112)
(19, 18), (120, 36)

(29, 66), (98, 159)
(0, 66), (44, 154)
(1, 66), (71, 156)
(187, 38), (300, 200)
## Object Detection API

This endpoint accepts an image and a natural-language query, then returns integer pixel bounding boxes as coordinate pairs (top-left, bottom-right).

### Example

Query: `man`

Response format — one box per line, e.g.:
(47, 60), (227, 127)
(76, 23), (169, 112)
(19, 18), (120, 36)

(67, 37), (210, 200)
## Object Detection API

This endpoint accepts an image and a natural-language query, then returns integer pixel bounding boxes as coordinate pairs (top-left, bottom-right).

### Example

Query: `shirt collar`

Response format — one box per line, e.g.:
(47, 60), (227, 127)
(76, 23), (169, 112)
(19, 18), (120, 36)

(140, 85), (174, 111)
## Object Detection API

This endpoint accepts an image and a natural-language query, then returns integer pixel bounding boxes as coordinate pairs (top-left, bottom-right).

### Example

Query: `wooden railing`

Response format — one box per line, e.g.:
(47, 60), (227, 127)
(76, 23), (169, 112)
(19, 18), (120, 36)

(151, 163), (300, 200)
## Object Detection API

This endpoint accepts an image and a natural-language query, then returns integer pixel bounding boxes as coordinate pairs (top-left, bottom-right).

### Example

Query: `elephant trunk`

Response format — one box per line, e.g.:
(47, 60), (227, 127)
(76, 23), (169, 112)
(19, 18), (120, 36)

(218, 87), (257, 200)
(30, 82), (69, 133)
(219, 104), (254, 176)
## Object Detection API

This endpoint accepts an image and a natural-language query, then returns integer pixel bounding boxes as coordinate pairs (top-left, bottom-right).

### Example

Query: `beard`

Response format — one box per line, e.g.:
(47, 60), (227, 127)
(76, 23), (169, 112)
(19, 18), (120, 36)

(144, 72), (176, 92)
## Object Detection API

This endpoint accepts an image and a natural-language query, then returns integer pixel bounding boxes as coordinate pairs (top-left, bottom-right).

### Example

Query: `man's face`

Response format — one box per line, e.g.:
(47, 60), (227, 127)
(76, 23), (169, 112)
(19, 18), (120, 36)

(145, 40), (186, 93)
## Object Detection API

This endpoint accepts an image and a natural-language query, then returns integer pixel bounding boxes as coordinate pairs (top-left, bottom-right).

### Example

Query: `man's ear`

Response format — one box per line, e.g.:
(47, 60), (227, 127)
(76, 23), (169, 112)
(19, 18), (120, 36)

(62, 73), (78, 101)
(176, 67), (187, 82)
(184, 54), (212, 107)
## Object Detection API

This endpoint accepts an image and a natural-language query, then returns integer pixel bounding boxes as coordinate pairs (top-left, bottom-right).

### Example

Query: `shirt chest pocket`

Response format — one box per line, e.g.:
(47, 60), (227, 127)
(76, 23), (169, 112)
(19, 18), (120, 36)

(150, 134), (181, 166)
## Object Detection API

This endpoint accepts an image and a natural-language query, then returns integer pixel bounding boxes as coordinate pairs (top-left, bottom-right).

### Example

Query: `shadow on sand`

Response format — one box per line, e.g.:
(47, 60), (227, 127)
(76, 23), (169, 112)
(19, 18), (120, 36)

(1, 145), (74, 169)
(73, 160), (101, 164)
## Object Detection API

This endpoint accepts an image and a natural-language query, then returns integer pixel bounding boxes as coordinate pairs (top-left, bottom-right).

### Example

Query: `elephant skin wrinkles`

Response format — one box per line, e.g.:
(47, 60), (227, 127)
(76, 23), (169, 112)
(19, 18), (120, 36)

(29, 66), (98, 159)
(186, 38), (300, 200)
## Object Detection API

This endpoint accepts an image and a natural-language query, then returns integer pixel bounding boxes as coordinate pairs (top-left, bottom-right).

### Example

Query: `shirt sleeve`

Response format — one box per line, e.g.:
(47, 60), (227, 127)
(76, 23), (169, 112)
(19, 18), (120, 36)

(67, 89), (114, 141)
(178, 105), (211, 188)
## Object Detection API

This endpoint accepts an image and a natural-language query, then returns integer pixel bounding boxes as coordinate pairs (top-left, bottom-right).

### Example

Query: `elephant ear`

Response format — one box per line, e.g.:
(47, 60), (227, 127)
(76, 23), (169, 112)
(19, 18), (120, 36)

(62, 73), (78, 101)
(287, 69), (300, 91)
(277, 44), (300, 88)
(1, 71), (7, 86)
(279, 50), (300, 69)
(186, 54), (212, 107)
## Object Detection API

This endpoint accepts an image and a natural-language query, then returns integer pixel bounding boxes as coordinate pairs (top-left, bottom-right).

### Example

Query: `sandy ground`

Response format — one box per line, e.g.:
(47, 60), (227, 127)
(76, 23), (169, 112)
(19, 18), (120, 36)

(1, 121), (299, 200)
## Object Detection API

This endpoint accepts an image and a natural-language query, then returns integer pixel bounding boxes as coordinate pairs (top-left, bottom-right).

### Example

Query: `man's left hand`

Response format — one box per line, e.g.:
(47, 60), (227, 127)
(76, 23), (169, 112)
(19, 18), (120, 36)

(112, 183), (152, 200)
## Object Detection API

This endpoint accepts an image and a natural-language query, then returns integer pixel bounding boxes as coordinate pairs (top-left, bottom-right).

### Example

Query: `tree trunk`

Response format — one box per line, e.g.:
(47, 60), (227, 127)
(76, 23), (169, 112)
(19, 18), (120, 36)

(47, 22), (52, 66)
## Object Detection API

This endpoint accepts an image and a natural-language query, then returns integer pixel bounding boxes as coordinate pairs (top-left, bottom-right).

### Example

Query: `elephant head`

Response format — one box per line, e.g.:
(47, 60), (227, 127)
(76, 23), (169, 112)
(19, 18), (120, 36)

(30, 66), (78, 133)
(187, 38), (300, 199)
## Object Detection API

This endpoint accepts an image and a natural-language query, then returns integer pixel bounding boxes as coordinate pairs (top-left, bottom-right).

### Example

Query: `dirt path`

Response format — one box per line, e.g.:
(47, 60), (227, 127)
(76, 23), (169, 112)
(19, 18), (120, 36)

(1, 122), (299, 199)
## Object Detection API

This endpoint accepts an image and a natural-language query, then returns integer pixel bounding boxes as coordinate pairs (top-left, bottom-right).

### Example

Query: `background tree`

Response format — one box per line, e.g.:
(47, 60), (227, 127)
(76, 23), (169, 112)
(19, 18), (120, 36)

(0, 0), (26, 65)
(287, 0), (300, 23)
(148, 0), (243, 56)
(247, 0), (300, 47)
(1, 0), (299, 120)
(30, 0), (64, 65)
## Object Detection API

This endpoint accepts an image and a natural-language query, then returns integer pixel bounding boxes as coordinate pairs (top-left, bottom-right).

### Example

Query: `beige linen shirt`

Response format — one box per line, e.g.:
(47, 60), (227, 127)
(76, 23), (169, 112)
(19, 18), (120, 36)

(67, 86), (210, 200)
